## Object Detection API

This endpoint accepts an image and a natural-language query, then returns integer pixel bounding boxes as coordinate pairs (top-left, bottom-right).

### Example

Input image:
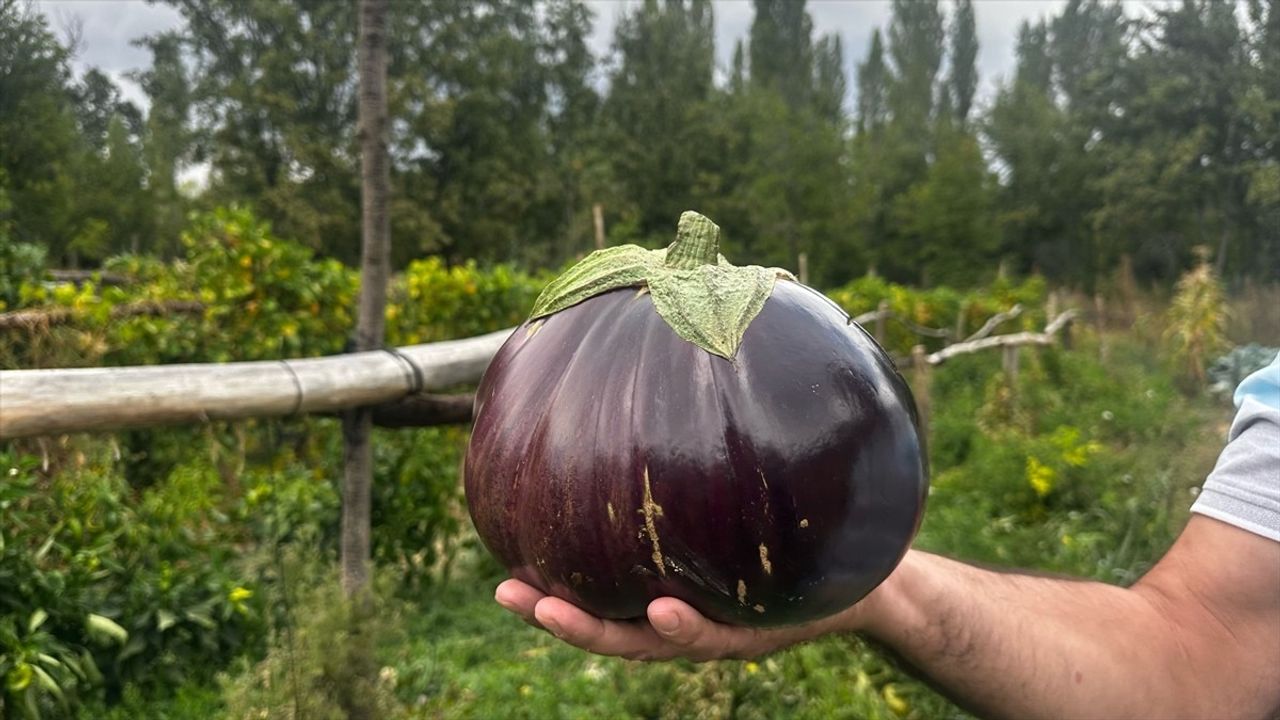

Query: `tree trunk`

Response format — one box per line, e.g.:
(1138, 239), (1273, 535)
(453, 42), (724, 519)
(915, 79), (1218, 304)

(342, 0), (390, 602)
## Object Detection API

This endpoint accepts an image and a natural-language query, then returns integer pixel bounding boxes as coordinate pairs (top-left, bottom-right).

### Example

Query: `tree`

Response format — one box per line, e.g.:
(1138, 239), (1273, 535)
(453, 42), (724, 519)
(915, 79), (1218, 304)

(604, 0), (717, 241)
(812, 34), (845, 124)
(343, 0), (390, 603)
(893, 127), (1000, 286)
(540, 0), (603, 262)
(391, 1), (556, 265)
(167, 0), (362, 261)
(717, 0), (850, 281)
(886, 0), (944, 148)
(749, 0), (814, 109)
(0, 0), (81, 260)
(856, 29), (889, 133)
(948, 0), (978, 126)
(986, 19), (1077, 280)
(133, 31), (191, 257)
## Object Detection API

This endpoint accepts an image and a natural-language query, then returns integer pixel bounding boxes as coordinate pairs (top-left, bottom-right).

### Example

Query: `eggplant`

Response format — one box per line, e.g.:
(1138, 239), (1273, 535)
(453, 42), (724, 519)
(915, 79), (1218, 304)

(464, 212), (927, 627)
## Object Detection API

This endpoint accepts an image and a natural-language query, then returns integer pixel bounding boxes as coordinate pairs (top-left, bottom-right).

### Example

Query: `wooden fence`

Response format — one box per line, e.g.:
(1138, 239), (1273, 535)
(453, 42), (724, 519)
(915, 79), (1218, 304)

(0, 306), (1074, 441)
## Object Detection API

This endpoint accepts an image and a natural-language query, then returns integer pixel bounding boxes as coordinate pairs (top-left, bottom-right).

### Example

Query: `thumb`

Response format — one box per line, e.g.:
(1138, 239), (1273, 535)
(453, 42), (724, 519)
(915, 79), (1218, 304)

(647, 598), (761, 659)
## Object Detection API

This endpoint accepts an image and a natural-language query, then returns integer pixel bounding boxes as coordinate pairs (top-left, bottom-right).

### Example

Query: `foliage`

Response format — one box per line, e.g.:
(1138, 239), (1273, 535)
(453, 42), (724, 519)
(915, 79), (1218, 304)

(219, 565), (403, 720)
(0, 448), (261, 718)
(0, 204), (549, 716)
(1164, 252), (1229, 387)
(386, 258), (544, 346)
(5, 207), (543, 371)
(826, 273), (1048, 355)
(921, 337), (1215, 585)
(0, 238), (45, 313)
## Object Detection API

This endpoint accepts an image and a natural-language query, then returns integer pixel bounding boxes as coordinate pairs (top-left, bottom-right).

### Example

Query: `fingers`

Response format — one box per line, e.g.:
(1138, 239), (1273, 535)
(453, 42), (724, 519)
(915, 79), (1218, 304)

(495, 579), (781, 662)
(495, 578), (547, 629)
(533, 595), (669, 660)
(647, 597), (765, 660)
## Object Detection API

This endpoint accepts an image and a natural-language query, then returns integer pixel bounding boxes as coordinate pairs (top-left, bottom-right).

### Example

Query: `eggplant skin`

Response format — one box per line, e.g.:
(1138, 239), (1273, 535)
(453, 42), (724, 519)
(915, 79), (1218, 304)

(464, 282), (927, 628)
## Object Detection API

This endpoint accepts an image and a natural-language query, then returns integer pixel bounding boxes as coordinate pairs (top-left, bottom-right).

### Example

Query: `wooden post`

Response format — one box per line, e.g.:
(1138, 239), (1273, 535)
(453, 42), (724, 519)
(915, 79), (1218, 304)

(797, 252), (809, 285)
(952, 300), (968, 346)
(874, 300), (889, 344)
(344, 0), (390, 604)
(910, 345), (931, 443)
(592, 203), (605, 250)
(1003, 344), (1020, 386)
(1094, 293), (1109, 363)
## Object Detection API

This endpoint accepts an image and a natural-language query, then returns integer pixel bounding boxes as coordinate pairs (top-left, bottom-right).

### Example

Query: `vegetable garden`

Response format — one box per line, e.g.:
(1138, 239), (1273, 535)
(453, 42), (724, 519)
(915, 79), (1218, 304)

(1, 206), (1258, 719)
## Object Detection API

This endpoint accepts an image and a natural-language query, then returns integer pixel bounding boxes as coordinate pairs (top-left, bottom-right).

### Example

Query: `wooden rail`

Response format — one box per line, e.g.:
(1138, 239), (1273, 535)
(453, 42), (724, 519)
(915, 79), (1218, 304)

(0, 299), (205, 331)
(0, 329), (512, 439)
(0, 308), (1077, 441)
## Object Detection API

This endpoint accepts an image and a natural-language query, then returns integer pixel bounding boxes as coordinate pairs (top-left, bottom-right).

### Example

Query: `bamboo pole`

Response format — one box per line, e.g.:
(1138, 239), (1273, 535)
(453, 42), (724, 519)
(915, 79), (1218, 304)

(0, 329), (511, 440)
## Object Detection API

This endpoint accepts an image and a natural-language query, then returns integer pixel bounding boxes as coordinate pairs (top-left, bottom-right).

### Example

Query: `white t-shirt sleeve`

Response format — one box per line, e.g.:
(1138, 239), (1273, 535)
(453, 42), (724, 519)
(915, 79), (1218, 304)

(1190, 353), (1280, 542)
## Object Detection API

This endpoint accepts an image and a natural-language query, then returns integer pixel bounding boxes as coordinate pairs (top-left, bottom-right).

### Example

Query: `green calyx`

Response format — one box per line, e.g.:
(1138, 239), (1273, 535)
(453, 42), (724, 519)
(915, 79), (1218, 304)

(528, 211), (795, 359)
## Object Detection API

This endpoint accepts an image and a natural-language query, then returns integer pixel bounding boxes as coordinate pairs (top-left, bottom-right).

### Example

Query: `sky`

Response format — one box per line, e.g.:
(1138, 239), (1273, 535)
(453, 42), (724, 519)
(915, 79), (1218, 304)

(37, 0), (1098, 115)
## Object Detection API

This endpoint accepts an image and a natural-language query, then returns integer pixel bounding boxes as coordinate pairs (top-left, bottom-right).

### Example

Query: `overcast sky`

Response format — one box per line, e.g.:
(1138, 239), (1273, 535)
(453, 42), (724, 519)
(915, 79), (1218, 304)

(39, 0), (1169, 114)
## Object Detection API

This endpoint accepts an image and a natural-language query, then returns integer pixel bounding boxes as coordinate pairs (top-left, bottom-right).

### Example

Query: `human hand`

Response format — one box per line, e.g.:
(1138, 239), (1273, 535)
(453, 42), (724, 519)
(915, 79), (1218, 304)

(494, 578), (861, 662)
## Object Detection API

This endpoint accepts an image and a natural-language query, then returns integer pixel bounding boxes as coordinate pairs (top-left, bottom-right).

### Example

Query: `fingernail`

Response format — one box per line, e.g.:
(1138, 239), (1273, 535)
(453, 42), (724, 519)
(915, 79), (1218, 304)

(652, 611), (680, 634)
(542, 617), (565, 638)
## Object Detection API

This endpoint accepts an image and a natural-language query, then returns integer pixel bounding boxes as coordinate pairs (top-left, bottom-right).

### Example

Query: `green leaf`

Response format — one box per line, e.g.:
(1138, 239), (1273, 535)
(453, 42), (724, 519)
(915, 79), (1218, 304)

(528, 245), (661, 319)
(117, 637), (146, 663)
(649, 265), (783, 359)
(184, 610), (216, 629)
(525, 211), (795, 358)
(79, 651), (102, 685)
(156, 609), (177, 632)
(28, 609), (47, 634)
(85, 614), (128, 645)
(30, 664), (64, 705)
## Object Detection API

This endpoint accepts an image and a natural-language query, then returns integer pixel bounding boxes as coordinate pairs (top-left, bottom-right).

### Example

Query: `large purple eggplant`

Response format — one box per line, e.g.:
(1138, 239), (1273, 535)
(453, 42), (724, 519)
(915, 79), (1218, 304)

(464, 212), (927, 627)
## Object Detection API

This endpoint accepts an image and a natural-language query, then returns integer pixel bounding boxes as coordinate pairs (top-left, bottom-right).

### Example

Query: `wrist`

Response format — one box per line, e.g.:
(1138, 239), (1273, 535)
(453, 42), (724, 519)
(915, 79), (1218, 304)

(836, 549), (921, 635)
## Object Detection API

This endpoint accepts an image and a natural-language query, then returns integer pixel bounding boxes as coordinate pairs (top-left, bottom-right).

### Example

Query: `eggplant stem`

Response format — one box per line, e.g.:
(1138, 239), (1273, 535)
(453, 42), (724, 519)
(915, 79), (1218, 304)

(665, 211), (721, 269)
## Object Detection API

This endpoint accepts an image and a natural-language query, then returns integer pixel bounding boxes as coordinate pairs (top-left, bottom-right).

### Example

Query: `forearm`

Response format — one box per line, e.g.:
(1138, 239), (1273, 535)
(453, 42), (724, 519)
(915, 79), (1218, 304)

(848, 550), (1204, 720)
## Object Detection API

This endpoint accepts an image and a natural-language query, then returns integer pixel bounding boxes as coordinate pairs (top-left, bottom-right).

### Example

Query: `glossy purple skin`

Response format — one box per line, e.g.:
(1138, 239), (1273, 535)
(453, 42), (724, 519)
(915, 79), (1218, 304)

(464, 281), (927, 627)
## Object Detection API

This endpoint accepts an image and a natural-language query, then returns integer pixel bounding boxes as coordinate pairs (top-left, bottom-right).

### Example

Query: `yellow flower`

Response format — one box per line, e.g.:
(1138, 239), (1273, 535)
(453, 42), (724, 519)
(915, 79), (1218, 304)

(1026, 456), (1056, 497)
(745, 662), (760, 675)
(882, 684), (909, 716)
(228, 586), (253, 603)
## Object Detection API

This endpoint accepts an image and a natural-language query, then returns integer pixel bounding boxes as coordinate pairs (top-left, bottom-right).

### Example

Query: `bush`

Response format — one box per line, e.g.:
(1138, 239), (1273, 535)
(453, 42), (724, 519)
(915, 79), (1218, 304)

(0, 449), (262, 717)
(826, 274), (1047, 355)
(219, 564), (404, 720)
(1164, 254), (1228, 388)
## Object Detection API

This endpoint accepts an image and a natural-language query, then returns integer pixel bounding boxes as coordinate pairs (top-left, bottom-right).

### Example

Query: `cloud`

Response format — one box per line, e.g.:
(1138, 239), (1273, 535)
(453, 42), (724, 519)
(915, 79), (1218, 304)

(37, 0), (183, 108)
(39, 0), (1162, 114)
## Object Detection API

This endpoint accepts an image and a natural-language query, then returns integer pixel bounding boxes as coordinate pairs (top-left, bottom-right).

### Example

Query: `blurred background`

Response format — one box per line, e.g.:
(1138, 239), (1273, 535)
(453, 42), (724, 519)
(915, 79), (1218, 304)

(0, 0), (1277, 718)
